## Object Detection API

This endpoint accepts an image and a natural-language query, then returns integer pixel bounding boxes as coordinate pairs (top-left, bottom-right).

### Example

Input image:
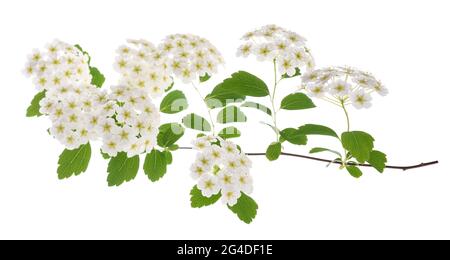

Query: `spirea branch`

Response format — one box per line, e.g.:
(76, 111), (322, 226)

(178, 147), (439, 171)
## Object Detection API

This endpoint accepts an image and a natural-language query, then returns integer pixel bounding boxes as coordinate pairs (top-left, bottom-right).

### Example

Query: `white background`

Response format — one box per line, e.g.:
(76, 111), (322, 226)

(0, 0), (449, 240)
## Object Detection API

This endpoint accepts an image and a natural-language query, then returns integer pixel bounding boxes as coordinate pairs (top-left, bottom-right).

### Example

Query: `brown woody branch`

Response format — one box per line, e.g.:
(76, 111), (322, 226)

(178, 147), (439, 171)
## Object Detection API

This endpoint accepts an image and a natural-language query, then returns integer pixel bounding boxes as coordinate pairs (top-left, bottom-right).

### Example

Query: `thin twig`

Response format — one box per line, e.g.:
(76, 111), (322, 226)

(177, 147), (439, 171)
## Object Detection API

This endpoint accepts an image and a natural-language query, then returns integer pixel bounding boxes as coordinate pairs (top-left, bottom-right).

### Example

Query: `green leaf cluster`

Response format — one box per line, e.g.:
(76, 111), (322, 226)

(297, 124), (388, 177)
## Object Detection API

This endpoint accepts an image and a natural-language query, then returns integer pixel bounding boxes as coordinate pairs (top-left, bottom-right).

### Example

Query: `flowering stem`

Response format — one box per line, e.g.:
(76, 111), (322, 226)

(341, 100), (350, 132)
(270, 59), (280, 141)
(192, 83), (216, 135)
(340, 100), (351, 166)
(177, 147), (439, 171)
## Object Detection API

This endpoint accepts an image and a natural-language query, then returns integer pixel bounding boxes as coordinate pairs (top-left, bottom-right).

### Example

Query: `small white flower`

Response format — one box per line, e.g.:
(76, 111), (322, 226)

(236, 172), (253, 194)
(221, 186), (241, 206)
(32, 75), (49, 90)
(218, 170), (236, 187)
(101, 102), (118, 117)
(195, 153), (214, 171)
(190, 163), (207, 179)
(93, 91), (109, 106)
(204, 146), (225, 162)
(77, 126), (96, 144)
(149, 85), (163, 98)
(49, 104), (66, 121)
(65, 110), (82, 129)
(116, 105), (137, 126)
(373, 81), (389, 96)
(179, 66), (195, 83)
(291, 48), (307, 64)
(277, 54), (297, 77)
(302, 71), (320, 83)
(126, 137), (145, 158)
(141, 135), (156, 153)
(98, 118), (119, 136)
(198, 175), (221, 198)
(116, 125), (137, 146)
(254, 43), (275, 61)
(50, 120), (69, 139)
(27, 49), (43, 64)
(192, 138), (211, 151)
(236, 43), (253, 58)
(61, 131), (81, 150)
(85, 112), (102, 131)
(224, 157), (242, 174)
(328, 80), (351, 97)
(23, 63), (35, 78)
(110, 85), (130, 102)
(350, 90), (372, 109)
(142, 102), (158, 117)
(39, 97), (56, 115)
(102, 134), (121, 157)
(306, 84), (327, 98)
(237, 154), (252, 169)
(221, 140), (239, 157)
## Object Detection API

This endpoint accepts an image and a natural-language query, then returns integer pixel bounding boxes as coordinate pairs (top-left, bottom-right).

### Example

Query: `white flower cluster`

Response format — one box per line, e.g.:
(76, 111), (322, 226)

(24, 40), (102, 149)
(159, 34), (224, 83)
(114, 39), (173, 98)
(237, 24), (315, 76)
(23, 39), (91, 91)
(190, 136), (253, 206)
(25, 41), (160, 156)
(301, 66), (388, 109)
(100, 85), (160, 157)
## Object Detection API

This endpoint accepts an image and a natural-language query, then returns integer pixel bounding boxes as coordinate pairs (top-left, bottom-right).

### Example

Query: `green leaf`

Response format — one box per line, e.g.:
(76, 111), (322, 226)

(367, 150), (387, 173)
(90, 67), (105, 88)
(74, 44), (84, 52)
(298, 124), (339, 138)
(218, 127), (241, 139)
(163, 151), (173, 165)
(241, 101), (272, 116)
(143, 149), (167, 182)
(26, 91), (46, 117)
(190, 186), (221, 208)
(280, 93), (316, 110)
(107, 152), (140, 186)
(199, 73), (211, 83)
(74, 45), (104, 88)
(182, 113), (212, 132)
(165, 81), (174, 92)
(205, 92), (245, 109)
(101, 150), (111, 160)
(157, 123), (185, 148)
(57, 143), (91, 179)
(205, 71), (269, 108)
(341, 131), (375, 163)
(228, 193), (258, 224)
(280, 128), (308, 145)
(220, 71), (269, 97)
(266, 142), (282, 161)
(160, 90), (188, 114)
(74, 44), (91, 64)
(309, 147), (341, 157)
(217, 106), (247, 124)
(346, 165), (363, 178)
(282, 67), (301, 79)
